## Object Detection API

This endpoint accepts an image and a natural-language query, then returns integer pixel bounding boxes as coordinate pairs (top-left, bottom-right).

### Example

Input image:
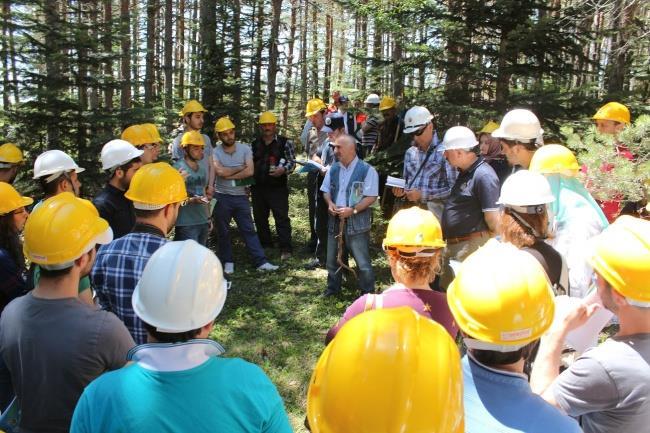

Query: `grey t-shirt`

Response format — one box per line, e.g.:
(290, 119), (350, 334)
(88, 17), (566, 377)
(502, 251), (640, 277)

(552, 333), (650, 433)
(0, 293), (135, 433)
(213, 142), (252, 196)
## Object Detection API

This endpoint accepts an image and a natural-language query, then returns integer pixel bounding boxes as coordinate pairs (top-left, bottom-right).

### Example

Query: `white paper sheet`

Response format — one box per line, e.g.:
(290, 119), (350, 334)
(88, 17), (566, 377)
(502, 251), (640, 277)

(385, 175), (406, 189)
(552, 292), (614, 354)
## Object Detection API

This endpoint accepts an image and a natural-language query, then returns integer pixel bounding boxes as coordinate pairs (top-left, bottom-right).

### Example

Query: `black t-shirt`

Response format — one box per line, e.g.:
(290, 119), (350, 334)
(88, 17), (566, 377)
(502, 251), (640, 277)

(93, 184), (135, 239)
(442, 157), (500, 238)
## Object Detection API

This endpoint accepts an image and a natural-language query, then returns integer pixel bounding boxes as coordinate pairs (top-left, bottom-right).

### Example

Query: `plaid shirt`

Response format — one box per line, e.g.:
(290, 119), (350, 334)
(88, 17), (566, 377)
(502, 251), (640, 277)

(403, 135), (458, 201)
(90, 224), (167, 344)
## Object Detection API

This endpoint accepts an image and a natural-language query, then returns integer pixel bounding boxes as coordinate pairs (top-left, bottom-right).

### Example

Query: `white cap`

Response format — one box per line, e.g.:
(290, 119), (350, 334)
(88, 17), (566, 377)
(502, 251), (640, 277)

(492, 109), (544, 142)
(403, 106), (434, 134)
(497, 170), (555, 207)
(100, 139), (144, 171)
(133, 240), (228, 333)
(33, 150), (85, 182)
(439, 126), (478, 151)
(364, 93), (381, 105)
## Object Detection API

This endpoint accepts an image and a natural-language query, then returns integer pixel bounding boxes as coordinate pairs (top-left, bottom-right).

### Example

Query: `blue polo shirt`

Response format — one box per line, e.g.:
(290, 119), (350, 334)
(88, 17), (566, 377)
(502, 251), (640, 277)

(462, 355), (581, 433)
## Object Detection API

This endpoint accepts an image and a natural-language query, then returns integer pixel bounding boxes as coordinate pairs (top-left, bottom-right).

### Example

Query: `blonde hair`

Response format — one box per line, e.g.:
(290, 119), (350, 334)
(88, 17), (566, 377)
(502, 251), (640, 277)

(500, 209), (548, 247)
(387, 249), (442, 283)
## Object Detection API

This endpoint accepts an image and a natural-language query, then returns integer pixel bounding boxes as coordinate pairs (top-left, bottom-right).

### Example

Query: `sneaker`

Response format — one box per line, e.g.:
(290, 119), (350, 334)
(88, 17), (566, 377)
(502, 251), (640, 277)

(224, 262), (234, 274)
(257, 262), (279, 272)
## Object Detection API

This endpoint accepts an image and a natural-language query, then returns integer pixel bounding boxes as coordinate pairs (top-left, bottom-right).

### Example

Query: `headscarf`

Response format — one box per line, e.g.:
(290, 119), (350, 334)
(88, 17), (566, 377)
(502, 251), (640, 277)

(480, 133), (503, 161)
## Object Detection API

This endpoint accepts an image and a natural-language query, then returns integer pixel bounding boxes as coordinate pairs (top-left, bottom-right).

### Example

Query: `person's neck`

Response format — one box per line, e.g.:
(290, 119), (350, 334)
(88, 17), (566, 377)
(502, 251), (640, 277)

(458, 154), (478, 171)
(135, 217), (168, 236)
(262, 135), (274, 145)
(32, 273), (81, 300)
(222, 142), (236, 154)
(108, 177), (124, 191)
(494, 358), (525, 374)
(184, 155), (199, 169)
(341, 156), (355, 168)
(617, 308), (650, 337)
(418, 137), (432, 152)
(396, 280), (431, 290)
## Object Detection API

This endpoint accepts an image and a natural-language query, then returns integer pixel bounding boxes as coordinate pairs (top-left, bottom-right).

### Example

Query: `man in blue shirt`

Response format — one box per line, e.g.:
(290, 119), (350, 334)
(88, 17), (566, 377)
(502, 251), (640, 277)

(447, 240), (582, 433)
(91, 163), (188, 344)
(321, 134), (378, 296)
(72, 240), (292, 433)
(392, 106), (457, 221)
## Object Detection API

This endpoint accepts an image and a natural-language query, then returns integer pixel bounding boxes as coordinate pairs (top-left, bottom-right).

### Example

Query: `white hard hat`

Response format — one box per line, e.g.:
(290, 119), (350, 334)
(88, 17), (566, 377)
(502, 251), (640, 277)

(33, 149), (85, 182)
(491, 109), (544, 142)
(100, 139), (144, 171)
(497, 170), (555, 207)
(132, 240), (228, 333)
(364, 93), (381, 105)
(439, 126), (478, 151)
(403, 106), (433, 134)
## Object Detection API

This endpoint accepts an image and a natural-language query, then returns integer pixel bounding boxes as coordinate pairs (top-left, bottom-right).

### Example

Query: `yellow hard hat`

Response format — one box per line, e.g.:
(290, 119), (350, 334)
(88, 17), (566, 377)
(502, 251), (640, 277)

(529, 144), (580, 177)
(305, 98), (327, 117)
(383, 206), (446, 254)
(0, 143), (23, 165)
(307, 307), (464, 433)
(179, 100), (207, 117)
(447, 240), (555, 349)
(592, 102), (630, 125)
(125, 162), (187, 209)
(0, 182), (33, 215)
(121, 124), (153, 147)
(180, 131), (205, 148)
(258, 111), (278, 124)
(379, 96), (396, 111)
(589, 216), (650, 303)
(23, 192), (112, 267)
(141, 123), (162, 143)
(479, 121), (500, 134)
(214, 116), (236, 133)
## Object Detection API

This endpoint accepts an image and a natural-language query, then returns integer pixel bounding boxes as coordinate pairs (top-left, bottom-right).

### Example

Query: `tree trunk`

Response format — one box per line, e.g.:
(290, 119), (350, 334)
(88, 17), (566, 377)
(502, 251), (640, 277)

(199, 0), (217, 107)
(132, 0), (140, 100)
(323, 13), (333, 100)
(310, 5), (318, 96)
(606, 0), (638, 94)
(44, 0), (63, 148)
(282, 0), (297, 128)
(176, 0), (185, 100)
(359, 14), (367, 90)
(2, 3), (11, 109)
(144, 0), (158, 106)
(392, 33), (403, 98)
(163, 0), (173, 111)
(104, 0), (113, 111)
(300, 0), (308, 109)
(88, 1), (99, 110)
(252, 0), (265, 112)
(189, 0), (198, 99)
(232, 0), (242, 122)
(120, 0), (131, 109)
(77, 2), (88, 112)
(371, 19), (382, 91)
(337, 18), (345, 85)
(267, 0), (282, 110)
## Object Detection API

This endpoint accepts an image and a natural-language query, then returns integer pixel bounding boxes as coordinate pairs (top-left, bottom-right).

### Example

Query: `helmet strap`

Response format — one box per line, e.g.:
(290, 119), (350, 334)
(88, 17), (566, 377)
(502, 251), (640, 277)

(505, 207), (544, 239)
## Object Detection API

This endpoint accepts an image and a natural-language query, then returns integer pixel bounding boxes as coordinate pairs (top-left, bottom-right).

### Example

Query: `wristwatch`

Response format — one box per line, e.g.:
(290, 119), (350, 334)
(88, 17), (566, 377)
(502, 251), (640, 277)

(353, 207), (358, 215)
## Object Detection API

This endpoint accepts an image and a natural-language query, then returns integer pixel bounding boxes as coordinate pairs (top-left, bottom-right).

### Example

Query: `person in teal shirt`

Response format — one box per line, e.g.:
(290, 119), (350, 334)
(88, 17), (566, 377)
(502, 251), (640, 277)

(71, 240), (292, 433)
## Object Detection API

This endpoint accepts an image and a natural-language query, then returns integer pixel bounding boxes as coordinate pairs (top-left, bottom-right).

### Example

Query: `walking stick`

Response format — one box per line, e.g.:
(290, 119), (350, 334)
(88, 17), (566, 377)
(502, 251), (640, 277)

(335, 217), (357, 277)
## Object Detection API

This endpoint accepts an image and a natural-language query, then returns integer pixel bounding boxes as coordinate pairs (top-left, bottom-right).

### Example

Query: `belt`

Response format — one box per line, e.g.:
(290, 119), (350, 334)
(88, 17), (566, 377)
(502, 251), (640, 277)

(445, 231), (489, 245)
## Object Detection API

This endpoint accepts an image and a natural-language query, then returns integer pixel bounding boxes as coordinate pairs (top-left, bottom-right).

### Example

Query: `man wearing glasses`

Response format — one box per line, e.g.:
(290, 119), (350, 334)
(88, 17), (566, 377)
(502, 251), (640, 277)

(91, 163), (188, 345)
(392, 106), (457, 220)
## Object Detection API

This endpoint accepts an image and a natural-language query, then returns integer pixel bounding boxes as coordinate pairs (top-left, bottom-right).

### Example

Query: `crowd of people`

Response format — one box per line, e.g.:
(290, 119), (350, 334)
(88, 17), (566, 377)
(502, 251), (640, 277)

(0, 95), (647, 433)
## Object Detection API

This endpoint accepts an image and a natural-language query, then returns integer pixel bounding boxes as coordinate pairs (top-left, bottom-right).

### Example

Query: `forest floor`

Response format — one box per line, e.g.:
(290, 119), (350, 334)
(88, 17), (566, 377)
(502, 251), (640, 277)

(206, 174), (392, 431)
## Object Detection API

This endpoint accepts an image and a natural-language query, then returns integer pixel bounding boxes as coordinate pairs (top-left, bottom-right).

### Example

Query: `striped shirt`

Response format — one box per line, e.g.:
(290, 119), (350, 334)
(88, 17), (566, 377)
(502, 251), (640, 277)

(403, 136), (458, 201)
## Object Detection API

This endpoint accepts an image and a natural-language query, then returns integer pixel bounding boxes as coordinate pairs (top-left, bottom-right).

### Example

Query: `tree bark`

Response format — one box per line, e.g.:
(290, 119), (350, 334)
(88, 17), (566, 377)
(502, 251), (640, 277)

(371, 18), (382, 91)
(310, 5), (318, 96)
(189, 0), (198, 99)
(132, 0), (140, 100)
(164, 0), (173, 111)
(44, 0), (63, 148)
(2, 3), (11, 109)
(176, 0), (185, 100)
(606, 0), (638, 94)
(267, 0), (282, 110)
(392, 33), (403, 98)
(282, 0), (297, 128)
(323, 13), (333, 100)
(120, 0), (131, 109)
(252, 0), (265, 112)
(104, 0), (113, 111)
(232, 0), (242, 122)
(359, 13), (367, 90)
(300, 0), (308, 109)
(144, 0), (158, 106)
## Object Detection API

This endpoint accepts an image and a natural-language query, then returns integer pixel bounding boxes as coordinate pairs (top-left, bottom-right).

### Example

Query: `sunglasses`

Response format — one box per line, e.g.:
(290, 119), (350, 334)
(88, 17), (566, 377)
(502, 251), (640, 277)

(410, 124), (428, 137)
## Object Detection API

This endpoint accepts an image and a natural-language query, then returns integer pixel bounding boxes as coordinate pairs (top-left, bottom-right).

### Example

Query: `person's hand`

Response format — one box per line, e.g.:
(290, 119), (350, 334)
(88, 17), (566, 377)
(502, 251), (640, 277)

(269, 165), (286, 177)
(405, 189), (422, 202)
(189, 195), (208, 204)
(560, 302), (600, 333)
(392, 187), (405, 198)
(205, 185), (214, 200)
(327, 202), (338, 216)
(337, 207), (354, 219)
(178, 168), (189, 179)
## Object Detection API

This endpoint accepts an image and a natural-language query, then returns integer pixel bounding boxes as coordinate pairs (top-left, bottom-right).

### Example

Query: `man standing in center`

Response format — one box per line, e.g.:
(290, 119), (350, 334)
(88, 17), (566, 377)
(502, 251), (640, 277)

(251, 111), (296, 260)
(321, 134), (378, 297)
(212, 117), (278, 274)
(392, 106), (457, 221)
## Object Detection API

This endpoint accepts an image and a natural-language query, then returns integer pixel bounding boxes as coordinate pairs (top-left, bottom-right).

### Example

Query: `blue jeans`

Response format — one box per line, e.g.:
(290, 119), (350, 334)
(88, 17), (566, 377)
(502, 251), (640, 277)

(326, 229), (375, 294)
(213, 193), (267, 267)
(174, 223), (209, 246)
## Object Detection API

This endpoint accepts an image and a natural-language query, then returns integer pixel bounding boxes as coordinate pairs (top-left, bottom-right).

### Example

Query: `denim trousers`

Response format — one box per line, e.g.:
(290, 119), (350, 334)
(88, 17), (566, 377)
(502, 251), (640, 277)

(174, 223), (209, 246)
(326, 229), (375, 294)
(213, 193), (267, 267)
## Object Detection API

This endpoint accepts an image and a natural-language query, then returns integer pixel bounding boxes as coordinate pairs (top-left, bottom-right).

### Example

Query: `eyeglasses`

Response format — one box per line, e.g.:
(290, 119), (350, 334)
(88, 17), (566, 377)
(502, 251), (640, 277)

(179, 198), (189, 207)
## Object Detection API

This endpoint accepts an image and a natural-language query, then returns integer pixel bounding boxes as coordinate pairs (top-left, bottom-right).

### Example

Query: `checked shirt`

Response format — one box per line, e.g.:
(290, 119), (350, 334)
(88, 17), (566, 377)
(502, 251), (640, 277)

(90, 224), (167, 344)
(403, 136), (458, 201)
